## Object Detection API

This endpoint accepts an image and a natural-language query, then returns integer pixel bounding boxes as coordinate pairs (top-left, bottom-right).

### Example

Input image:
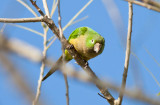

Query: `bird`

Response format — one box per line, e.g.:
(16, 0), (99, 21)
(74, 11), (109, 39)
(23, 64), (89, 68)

(42, 27), (105, 81)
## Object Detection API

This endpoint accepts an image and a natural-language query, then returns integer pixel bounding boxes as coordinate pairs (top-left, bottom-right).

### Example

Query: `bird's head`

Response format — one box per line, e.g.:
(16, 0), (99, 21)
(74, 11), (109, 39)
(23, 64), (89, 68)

(86, 29), (105, 56)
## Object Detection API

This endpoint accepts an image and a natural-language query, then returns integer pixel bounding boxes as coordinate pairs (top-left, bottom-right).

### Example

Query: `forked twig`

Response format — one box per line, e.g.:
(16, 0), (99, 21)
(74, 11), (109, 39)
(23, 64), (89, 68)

(118, 2), (133, 105)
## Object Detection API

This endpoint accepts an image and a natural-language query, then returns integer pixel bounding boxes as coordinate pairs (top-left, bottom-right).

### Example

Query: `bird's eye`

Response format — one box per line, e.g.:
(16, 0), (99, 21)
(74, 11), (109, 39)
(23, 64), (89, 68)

(91, 39), (94, 43)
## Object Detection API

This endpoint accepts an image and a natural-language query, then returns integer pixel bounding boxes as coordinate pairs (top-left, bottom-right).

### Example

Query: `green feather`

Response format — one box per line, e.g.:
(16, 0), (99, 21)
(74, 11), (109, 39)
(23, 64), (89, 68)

(68, 27), (88, 40)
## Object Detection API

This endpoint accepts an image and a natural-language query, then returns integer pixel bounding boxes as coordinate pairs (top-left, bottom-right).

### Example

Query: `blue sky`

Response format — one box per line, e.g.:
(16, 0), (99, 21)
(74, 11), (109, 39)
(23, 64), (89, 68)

(0, 0), (160, 105)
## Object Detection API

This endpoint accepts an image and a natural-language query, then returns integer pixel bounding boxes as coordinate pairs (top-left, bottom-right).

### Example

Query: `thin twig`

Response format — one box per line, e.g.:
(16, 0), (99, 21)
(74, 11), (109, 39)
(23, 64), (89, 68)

(17, 0), (47, 28)
(50, 0), (58, 17)
(42, 0), (50, 18)
(57, 0), (63, 40)
(57, 0), (65, 64)
(58, 1), (69, 104)
(30, 0), (45, 16)
(17, 0), (38, 17)
(70, 15), (89, 26)
(0, 24), (6, 33)
(118, 2), (133, 105)
(144, 47), (160, 67)
(0, 17), (43, 23)
(63, 0), (93, 31)
(64, 74), (69, 105)
(32, 28), (48, 105)
(124, 0), (160, 12)
(46, 36), (57, 50)
(131, 52), (160, 88)
(8, 23), (44, 36)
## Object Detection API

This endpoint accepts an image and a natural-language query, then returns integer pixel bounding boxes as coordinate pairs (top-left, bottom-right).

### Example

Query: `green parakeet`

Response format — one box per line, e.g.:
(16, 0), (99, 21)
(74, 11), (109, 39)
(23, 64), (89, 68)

(42, 27), (105, 81)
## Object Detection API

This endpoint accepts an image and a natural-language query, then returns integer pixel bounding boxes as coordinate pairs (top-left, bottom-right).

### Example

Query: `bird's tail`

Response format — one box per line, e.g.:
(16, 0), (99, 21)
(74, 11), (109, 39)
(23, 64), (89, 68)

(42, 55), (63, 81)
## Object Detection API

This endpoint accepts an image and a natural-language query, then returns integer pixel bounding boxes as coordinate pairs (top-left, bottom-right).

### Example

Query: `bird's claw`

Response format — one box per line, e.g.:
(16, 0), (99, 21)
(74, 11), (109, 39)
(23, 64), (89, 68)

(83, 59), (89, 69)
(66, 44), (74, 49)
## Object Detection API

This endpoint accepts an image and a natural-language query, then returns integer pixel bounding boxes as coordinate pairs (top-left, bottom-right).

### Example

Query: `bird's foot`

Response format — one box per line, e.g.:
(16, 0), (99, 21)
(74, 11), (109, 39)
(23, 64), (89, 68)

(83, 59), (89, 69)
(66, 44), (74, 49)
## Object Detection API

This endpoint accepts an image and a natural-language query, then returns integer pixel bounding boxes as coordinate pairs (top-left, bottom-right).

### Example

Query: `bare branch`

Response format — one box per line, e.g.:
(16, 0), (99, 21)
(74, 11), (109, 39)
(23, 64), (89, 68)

(8, 23), (44, 36)
(46, 36), (57, 50)
(30, 0), (45, 16)
(63, 0), (93, 31)
(58, 1), (70, 105)
(32, 28), (48, 105)
(124, 0), (160, 12)
(118, 2), (133, 105)
(57, 0), (63, 40)
(50, 0), (58, 17)
(64, 74), (69, 105)
(42, 0), (50, 18)
(131, 52), (160, 88)
(17, 0), (38, 17)
(0, 17), (44, 23)
(144, 47), (160, 67)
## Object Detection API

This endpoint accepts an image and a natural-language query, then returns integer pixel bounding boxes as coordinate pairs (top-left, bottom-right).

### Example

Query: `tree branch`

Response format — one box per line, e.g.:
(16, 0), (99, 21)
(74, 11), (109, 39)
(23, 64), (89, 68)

(58, 1), (70, 105)
(124, 0), (160, 12)
(118, 2), (133, 105)
(32, 28), (48, 105)
(64, 74), (69, 105)
(42, 0), (50, 18)
(0, 17), (44, 23)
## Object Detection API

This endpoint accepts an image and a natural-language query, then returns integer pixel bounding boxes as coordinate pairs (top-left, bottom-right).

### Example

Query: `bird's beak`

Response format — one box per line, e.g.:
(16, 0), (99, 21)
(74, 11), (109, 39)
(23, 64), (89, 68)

(94, 43), (102, 53)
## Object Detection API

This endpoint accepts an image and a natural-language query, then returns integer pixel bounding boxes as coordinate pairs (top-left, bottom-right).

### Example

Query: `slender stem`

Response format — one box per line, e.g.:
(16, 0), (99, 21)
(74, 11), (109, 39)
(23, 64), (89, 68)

(64, 74), (69, 105)
(30, 0), (45, 16)
(124, 0), (160, 12)
(32, 28), (48, 105)
(0, 17), (43, 23)
(50, 0), (58, 17)
(57, 0), (63, 40)
(118, 2), (133, 105)
(46, 36), (57, 50)
(42, 0), (50, 18)
(131, 52), (160, 88)
(17, 0), (38, 17)
(8, 23), (44, 36)
(63, 0), (93, 31)
(58, 1), (69, 105)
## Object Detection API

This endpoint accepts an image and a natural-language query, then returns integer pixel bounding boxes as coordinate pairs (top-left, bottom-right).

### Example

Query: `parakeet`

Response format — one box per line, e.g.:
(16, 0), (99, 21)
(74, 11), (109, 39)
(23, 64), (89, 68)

(42, 27), (105, 81)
